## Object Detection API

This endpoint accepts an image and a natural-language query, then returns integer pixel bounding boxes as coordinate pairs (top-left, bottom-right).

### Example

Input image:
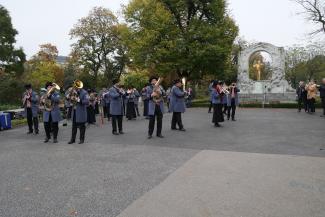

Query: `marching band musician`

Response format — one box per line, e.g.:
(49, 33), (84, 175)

(22, 84), (39, 134)
(212, 81), (225, 127)
(222, 82), (229, 115)
(67, 81), (89, 144)
(42, 82), (61, 143)
(103, 88), (111, 121)
(147, 76), (165, 139)
(141, 85), (149, 119)
(227, 82), (240, 121)
(109, 79), (125, 135)
(170, 79), (186, 131)
(133, 87), (141, 117)
(87, 89), (97, 125)
(125, 86), (137, 120)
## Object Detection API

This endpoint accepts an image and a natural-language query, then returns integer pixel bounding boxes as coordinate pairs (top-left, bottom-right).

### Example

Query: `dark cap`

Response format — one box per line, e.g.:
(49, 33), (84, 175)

(24, 84), (32, 89)
(149, 76), (158, 83)
(45, 81), (53, 89)
(173, 79), (181, 84)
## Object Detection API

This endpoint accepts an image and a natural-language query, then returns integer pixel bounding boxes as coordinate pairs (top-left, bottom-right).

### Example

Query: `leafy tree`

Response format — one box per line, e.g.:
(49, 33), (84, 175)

(123, 70), (149, 90)
(24, 44), (64, 90)
(124, 0), (238, 81)
(70, 7), (129, 87)
(0, 5), (26, 76)
(294, 0), (325, 35)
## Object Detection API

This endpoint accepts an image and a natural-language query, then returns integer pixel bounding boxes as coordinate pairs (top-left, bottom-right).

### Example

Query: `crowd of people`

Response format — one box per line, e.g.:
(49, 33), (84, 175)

(296, 78), (325, 117)
(17, 77), (325, 144)
(20, 77), (195, 143)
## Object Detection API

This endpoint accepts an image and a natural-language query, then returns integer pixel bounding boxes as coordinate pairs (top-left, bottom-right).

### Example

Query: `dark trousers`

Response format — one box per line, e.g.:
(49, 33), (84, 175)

(321, 97), (325, 115)
(171, 112), (183, 129)
(148, 105), (163, 136)
(27, 108), (38, 132)
(307, 98), (316, 113)
(103, 105), (107, 118)
(70, 111), (86, 142)
(208, 101), (213, 112)
(106, 103), (111, 120)
(135, 104), (140, 116)
(223, 104), (228, 114)
(143, 99), (149, 116)
(112, 115), (123, 133)
(298, 98), (307, 112)
(227, 99), (237, 120)
(44, 114), (58, 140)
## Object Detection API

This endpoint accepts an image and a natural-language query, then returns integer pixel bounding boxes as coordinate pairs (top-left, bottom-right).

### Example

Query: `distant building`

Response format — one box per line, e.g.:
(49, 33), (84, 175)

(56, 56), (68, 65)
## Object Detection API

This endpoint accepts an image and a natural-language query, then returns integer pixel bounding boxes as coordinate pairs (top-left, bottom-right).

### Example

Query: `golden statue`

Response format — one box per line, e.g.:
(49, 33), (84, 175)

(253, 60), (264, 81)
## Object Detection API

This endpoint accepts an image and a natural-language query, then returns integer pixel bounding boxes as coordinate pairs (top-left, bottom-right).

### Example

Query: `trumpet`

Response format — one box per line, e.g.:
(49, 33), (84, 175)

(220, 86), (230, 95)
(41, 83), (60, 111)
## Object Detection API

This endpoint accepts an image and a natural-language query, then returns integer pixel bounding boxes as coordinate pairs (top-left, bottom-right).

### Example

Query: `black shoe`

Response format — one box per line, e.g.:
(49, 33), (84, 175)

(214, 123), (221, 127)
(53, 139), (58, 143)
(232, 119), (236, 121)
(227, 118), (230, 121)
(27, 131), (33, 134)
(148, 135), (152, 139)
(171, 127), (177, 130)
(68, 140), (75, 144)
(119, 131), (124, 135)
(179, 128), (186, 131)
(113, 132), (119, 135)
(35, 130), (39, 134)
(157, 135), (164, 138)
(79, 140), (84, 144)
(44, 138), (50, 143)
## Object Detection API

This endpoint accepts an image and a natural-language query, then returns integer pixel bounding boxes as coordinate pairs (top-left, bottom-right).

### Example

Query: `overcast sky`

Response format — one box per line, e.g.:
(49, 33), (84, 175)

(0, 0), (318, 58)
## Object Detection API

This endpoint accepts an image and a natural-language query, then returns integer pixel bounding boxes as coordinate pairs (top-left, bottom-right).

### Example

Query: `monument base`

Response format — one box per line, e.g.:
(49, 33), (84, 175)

(239, 93), (296, 103)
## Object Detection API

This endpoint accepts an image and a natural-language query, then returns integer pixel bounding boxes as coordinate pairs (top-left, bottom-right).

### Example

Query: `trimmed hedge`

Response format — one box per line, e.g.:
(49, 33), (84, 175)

(191, 99), (322, 109)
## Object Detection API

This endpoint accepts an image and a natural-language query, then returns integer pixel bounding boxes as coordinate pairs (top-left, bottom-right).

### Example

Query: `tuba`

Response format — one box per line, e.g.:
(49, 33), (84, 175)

(41, 83), (60, 111)
(66, 80), (83, 107)
(152, 77), (163, 104)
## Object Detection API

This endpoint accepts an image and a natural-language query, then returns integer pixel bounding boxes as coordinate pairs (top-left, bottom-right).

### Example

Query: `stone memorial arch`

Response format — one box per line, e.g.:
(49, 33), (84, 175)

(237, 42), (295, 102)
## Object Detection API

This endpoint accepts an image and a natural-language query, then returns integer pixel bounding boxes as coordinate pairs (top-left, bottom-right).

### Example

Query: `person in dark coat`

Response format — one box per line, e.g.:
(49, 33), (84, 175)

(296, 81), (308, 112)
(227, 82), (240, 121)
(41, 82), (61, 143)
(142, 85), (149, 118)
(126, 87), (137, 120)
(87, 89), (97, 125)
(109, 79), (125, 135)
(208, 80), (214, 113)
(318, 78), (325, 117)
(147, 76), (165, 139)
(212, 81), (225, 127)
(169, 79), (186, 131)
(68, 85), (89, 144)
(103, 88), (111, 121)
(22, 84), (39, 134)
(134, 88), (141, 116)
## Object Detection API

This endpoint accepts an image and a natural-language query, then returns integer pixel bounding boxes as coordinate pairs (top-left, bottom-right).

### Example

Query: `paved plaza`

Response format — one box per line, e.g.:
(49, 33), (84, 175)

(0, 108), (324, 217)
